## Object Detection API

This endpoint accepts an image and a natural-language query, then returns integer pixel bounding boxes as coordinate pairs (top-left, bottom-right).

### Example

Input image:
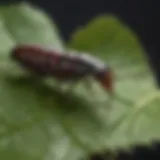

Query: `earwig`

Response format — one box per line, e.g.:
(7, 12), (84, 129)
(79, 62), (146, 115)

(11, 44), (114, 94)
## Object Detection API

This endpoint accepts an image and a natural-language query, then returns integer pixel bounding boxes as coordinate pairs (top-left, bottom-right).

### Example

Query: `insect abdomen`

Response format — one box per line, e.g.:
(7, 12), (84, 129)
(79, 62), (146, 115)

(11, 45), (52, 75)
(11, 45), (110, 87)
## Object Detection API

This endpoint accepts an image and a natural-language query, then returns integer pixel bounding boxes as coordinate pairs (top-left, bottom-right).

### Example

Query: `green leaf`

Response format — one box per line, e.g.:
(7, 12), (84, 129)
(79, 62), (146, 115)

(0, 3), (88, 160)
(0, 2), (159, 160)
(0, 2), (64, 53)
(68, 15), (160, 149)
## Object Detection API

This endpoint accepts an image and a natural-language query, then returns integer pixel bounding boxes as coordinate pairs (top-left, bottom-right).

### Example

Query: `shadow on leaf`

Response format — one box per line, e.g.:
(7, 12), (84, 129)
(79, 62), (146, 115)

(5, 75), (108, 134)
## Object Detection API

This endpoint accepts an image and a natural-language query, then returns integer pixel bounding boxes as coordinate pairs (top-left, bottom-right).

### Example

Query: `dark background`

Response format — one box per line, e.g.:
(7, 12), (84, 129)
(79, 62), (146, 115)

(1, 0), (160, 159)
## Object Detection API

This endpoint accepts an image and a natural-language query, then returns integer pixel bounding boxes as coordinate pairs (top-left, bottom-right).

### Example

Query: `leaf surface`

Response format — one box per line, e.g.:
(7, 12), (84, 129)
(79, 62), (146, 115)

(0, 3), (159, 160)
(69, 15), (159, 149)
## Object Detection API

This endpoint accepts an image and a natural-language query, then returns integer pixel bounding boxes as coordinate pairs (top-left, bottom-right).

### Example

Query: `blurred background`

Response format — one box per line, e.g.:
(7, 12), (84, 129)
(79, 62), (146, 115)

(0, 0), (159, 159)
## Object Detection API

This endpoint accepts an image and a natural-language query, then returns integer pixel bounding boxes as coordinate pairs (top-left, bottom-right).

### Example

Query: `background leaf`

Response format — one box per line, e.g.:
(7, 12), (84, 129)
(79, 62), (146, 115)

(69, 15), (160, 149)
(0, 2), (159, 160)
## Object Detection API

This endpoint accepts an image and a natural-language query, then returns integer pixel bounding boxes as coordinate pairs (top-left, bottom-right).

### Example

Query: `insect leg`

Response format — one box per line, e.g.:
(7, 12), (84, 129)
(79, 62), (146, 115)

(64, 75), (94, 93)
(61, 79), (80, 93)
(53, 78), (77, 93)
(83, 75), (95, 92)
(83, 78), (92, 91)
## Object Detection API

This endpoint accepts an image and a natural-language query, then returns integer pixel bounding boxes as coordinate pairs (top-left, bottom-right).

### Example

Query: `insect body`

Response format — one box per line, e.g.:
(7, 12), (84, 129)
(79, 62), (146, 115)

(11, 44), (113, 94)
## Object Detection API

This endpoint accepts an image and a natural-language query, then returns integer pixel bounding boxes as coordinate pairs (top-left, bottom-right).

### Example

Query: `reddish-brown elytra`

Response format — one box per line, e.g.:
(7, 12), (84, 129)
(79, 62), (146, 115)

(11, 44), (114, 94)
